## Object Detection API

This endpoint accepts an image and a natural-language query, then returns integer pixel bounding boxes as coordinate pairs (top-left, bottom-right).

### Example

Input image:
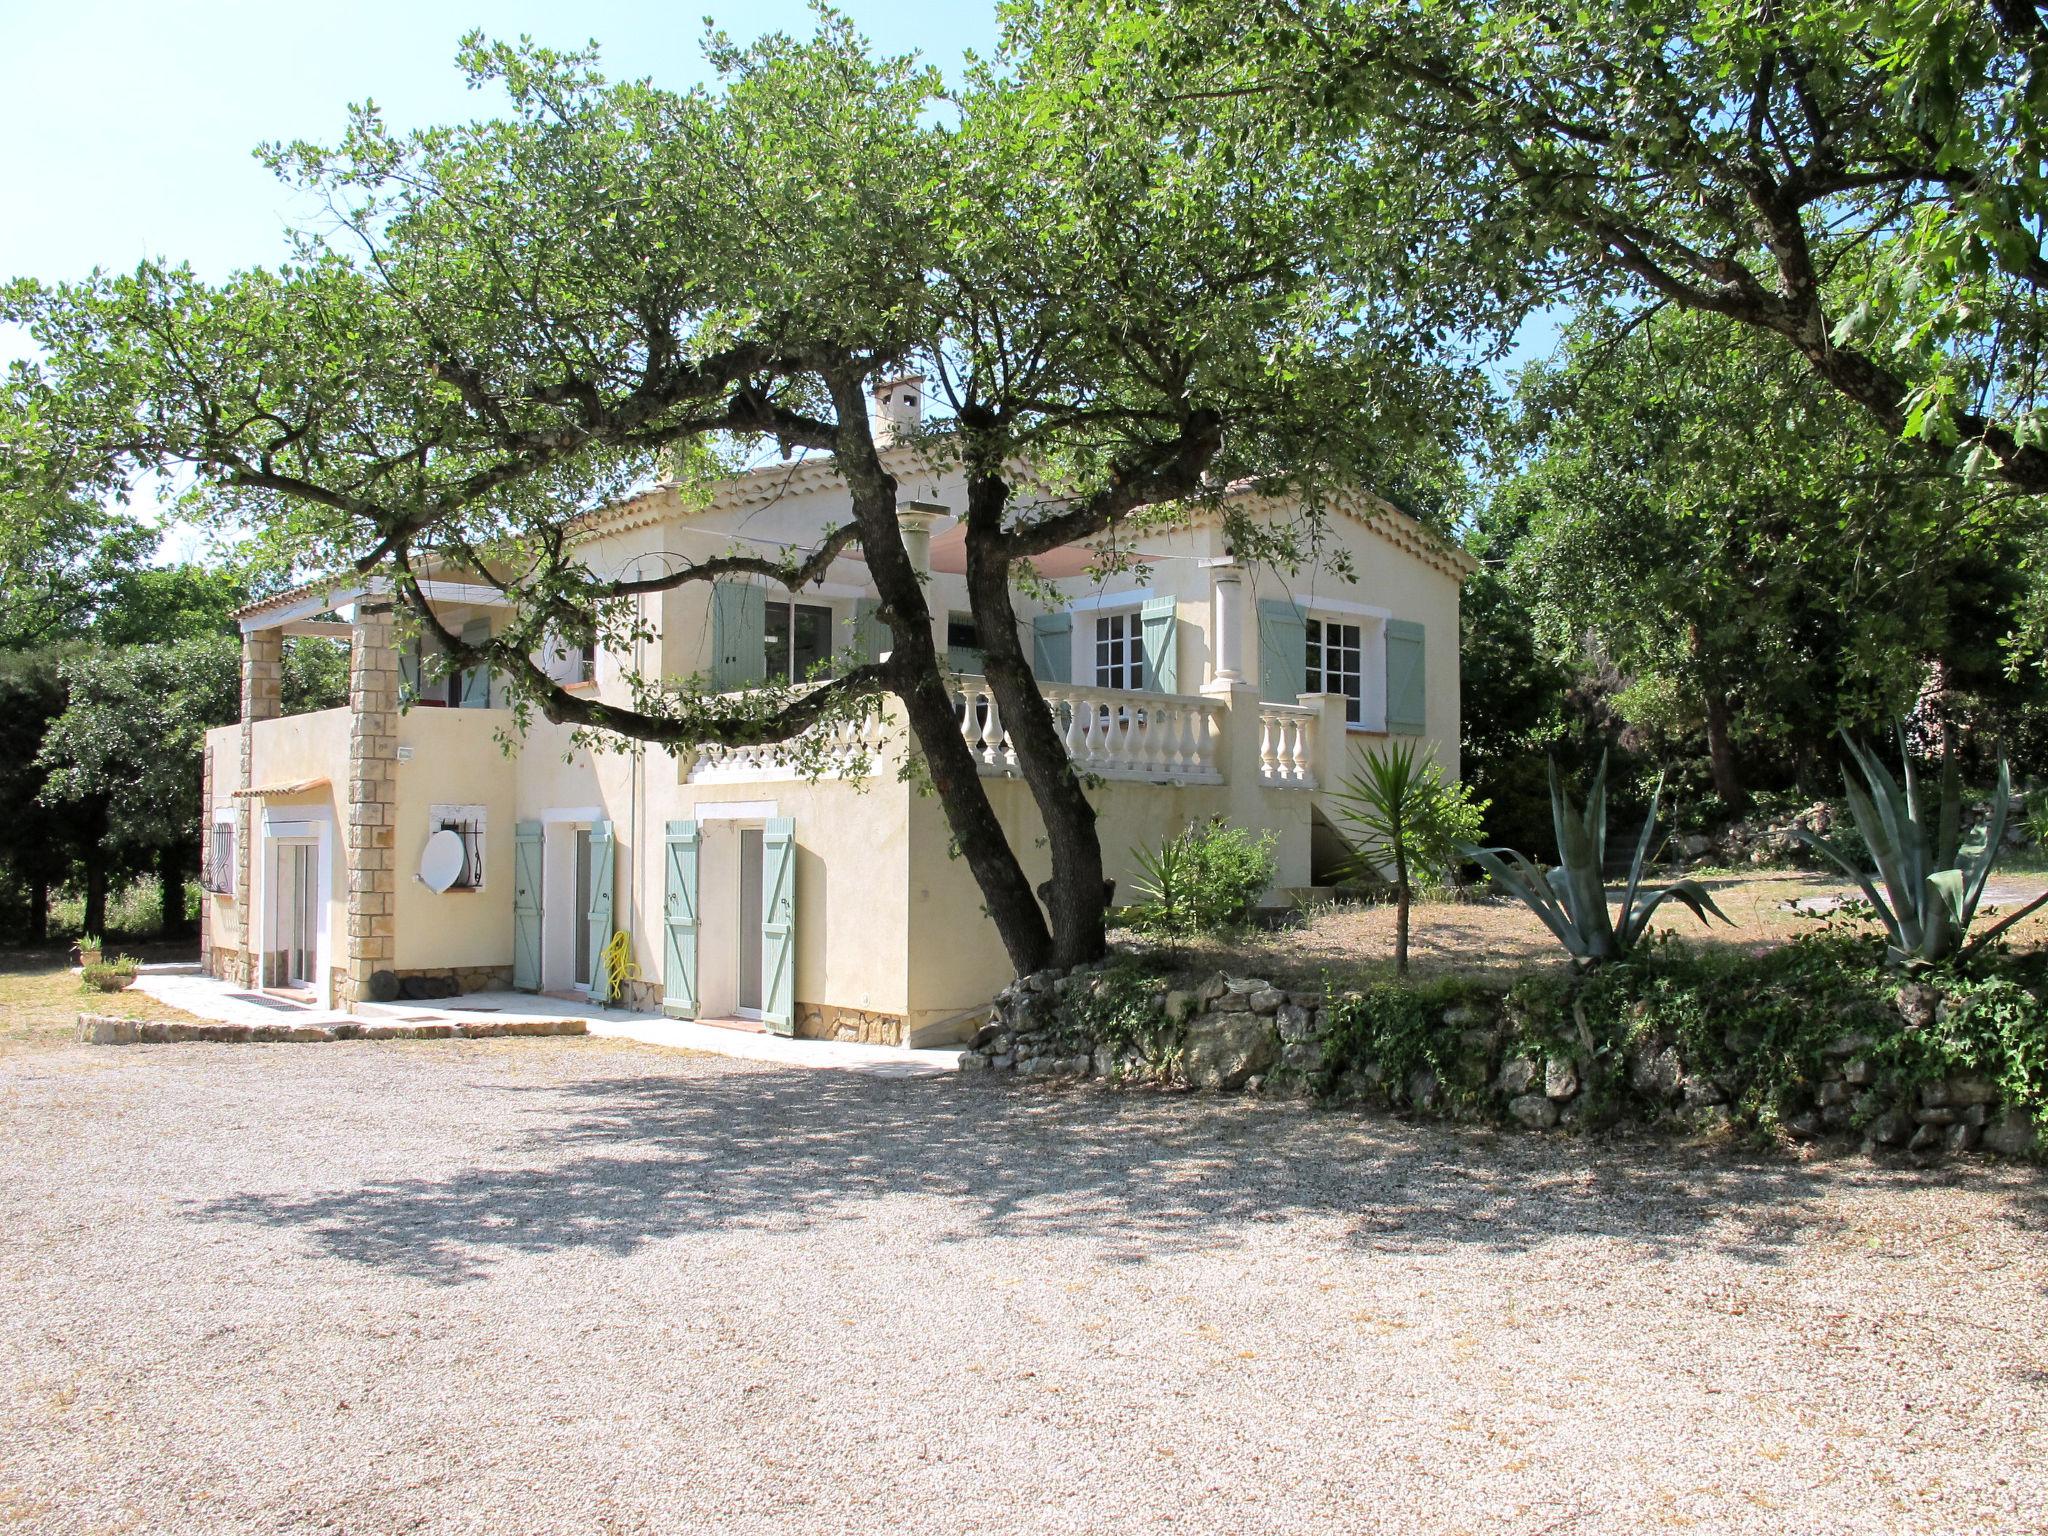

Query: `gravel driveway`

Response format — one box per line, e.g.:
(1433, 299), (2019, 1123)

(2, 1036), (2043, 1535)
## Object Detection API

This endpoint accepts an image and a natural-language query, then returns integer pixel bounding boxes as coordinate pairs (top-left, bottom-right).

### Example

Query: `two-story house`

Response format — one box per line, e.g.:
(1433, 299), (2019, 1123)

(199, 379), (1475, 1047)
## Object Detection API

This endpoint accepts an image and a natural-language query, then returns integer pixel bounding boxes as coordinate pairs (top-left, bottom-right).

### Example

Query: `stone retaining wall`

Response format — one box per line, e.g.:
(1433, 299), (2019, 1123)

(959, 967), (2043, 1159)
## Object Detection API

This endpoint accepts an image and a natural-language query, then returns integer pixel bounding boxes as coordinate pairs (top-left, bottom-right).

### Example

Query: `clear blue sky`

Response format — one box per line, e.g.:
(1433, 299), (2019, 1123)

(0, 1), (999, 319)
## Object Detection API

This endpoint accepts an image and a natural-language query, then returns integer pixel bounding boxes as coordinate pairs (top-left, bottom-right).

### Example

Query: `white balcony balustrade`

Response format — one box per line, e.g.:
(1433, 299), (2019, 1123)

(1256, 703), (1319, 788)
(949, 677), (1224, 785)
(686, 703), (894, 783)
(687, 676), (1312, 790)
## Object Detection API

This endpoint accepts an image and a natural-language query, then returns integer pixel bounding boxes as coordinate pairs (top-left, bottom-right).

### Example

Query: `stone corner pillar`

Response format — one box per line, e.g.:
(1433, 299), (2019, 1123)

(1200, 678), (1266, 791)
(341, 603), (400, 1010)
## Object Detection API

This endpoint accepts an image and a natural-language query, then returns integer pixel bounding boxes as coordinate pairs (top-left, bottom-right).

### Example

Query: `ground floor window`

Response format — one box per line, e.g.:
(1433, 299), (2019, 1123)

(430, 804), (487, 890)
(1306, 618), (1364, 724)
(1094, 611), (1146, 691)
(203, 814), (236, 895)
(765, 600), (834, 684)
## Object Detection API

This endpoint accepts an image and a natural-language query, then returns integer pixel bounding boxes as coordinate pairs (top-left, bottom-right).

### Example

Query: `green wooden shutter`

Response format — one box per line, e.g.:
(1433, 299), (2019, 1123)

(1140, 596), (1178, 693)
(760, 817), (797, 1035)
(1386, 619), (1427, 735)
(711, 582), (766, 691)
(585, 819), (616, 999)
(512, 822), (544, 991)
(1257, 598), (1308, 703)
(852, 597), (890, 664)
(662, 820), (699, 1019)
(458, 617), (492, 707)
(1031, 612), (1072, 683)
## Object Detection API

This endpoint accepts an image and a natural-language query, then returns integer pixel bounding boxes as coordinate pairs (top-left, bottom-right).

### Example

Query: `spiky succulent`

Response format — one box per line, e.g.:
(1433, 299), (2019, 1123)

(1460, 756), (1729, 966)
(1789, 728), (2033, 969)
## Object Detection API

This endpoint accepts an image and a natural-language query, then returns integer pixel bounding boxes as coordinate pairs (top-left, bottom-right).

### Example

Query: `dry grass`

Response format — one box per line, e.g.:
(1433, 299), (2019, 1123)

(0, 945), (207, 1058)
(1157, 868), (2048, 988)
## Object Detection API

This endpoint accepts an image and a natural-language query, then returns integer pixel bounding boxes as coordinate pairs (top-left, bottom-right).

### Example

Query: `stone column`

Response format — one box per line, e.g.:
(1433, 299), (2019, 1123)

(232, 629), (283, 986)
(1204, 560), (1247, 685)
(898, 500), (951, 660)
(342, 604), (400, 1007)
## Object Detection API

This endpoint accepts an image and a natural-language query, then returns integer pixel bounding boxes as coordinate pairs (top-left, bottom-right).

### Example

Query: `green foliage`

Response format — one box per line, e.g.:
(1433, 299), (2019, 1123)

(1331, 739), (1487, 972)
(1063, 962), (1178, 1074)
(1508, 935), (2048, 1135)
(79, 954), (140, 993)
(1881, 975), (2048, 1132)
(1788, 728), (2027, 968)
(1332, 741), (1486, 889)
(1318, 975), (1498, 1105)
(2023, 798), (2048, 850)
(1127, 821), (1277, 938)
(1071, 0), (2048, 495)
(1462, 757), (1731, 965)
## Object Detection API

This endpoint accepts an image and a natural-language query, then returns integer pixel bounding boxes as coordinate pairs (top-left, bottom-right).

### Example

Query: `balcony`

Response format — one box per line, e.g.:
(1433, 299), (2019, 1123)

(686, 676), (1321, 791)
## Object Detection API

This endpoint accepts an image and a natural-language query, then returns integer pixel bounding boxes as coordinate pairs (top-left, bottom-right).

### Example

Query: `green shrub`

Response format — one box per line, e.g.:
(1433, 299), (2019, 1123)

(1504, 935), (2048, 1134)
(1319, 975), (1499, 1105)
(1128, 820), (1277, 938)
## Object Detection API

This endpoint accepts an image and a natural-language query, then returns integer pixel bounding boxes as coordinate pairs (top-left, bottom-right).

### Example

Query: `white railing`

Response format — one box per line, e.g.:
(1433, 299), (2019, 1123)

(687, 704), (894, 783)
(950, 676), (1224, 784)
(1257, 703), (1318, 788)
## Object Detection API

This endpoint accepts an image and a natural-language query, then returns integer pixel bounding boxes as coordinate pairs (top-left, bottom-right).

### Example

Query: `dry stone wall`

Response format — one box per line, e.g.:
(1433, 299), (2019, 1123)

(959, 966), (2043, 1160)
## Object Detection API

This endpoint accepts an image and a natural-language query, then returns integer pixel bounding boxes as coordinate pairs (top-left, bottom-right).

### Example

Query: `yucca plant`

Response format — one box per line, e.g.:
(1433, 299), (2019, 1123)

(1330, 741), (1486, 974)
(1788, 728), (2037, 969)
(1458, 756), (1730, 967)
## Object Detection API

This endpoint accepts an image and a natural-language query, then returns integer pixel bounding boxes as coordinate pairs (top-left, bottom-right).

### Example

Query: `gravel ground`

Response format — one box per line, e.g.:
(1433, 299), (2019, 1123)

(2, 1036), (2044, 1535)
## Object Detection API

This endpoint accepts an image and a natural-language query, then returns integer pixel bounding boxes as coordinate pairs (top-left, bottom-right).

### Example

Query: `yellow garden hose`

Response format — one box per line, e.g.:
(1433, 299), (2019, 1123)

(599, 929), (644, 1004)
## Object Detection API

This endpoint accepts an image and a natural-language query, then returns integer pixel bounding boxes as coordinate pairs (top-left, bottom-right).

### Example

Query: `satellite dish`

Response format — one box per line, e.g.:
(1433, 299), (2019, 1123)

(418, 829), (466, 893)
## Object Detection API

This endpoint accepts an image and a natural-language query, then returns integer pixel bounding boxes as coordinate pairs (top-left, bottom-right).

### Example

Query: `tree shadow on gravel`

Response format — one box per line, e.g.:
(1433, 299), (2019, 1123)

(186, 1061), (2047, 1285)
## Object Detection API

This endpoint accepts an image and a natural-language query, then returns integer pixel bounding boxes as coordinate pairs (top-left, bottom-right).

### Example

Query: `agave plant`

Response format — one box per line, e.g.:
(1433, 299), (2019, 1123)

(1458, 757), (1730, 966)
(1788, 728), (2036, 968)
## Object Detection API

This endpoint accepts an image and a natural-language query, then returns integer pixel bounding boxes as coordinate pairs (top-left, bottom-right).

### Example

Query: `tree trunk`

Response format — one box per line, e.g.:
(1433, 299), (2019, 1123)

(963, 473), (1109, 969)
(82, 861), (107, 940)
(824, 379), (1054, 976)
(1393, 842), (1410, 975)
(1702, 686), (1748, 810)
(159, 842), (191, 940)
(27, 877), (48, 948)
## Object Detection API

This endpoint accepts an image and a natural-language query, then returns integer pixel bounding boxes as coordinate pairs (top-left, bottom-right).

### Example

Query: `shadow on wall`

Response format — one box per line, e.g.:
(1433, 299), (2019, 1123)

(186, 1064), (2040, 1286)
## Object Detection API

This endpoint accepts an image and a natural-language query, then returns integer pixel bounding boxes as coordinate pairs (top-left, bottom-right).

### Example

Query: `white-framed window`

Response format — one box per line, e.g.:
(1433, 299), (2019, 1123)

(764, 600), (835, 684)
(203, 811), (236, 896)
(430, 804), (487, 891)
(1094, 612), (1146, 691)
(1306, 618), (1366, 725)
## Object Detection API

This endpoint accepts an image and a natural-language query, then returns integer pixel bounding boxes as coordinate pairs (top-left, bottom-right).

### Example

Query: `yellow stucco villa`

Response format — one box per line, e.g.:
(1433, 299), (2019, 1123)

(199, 382), (1475, 1047)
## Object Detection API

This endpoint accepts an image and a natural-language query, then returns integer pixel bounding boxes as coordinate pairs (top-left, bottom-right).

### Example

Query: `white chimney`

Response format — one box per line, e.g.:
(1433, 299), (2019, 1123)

(869, 373), (923, 443)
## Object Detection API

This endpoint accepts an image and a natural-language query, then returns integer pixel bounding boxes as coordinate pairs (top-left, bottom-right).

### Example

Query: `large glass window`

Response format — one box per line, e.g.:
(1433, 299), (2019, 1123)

(764, 601), (834, 684)
(1093, 612), (1146, 691)
(1306, 618), (1365, 724)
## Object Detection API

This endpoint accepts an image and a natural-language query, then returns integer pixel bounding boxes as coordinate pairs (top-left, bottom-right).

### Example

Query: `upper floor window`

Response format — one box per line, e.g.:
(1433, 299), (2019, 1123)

(1306, 618), (1364, 724)
(764, 601), (834, 684)
(1094, 612), (1146, 691)
(946, 613), (984, 675)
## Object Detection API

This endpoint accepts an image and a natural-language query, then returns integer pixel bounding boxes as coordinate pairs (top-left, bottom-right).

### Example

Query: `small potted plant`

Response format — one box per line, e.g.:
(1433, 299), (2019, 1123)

(80, 954), (140, 994)
(74, 933), (104, 968)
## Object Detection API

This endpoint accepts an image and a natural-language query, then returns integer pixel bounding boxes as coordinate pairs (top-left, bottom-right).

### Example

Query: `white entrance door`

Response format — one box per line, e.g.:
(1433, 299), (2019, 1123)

(277, 840), (318, 988)
(735, 826), (765, 1015)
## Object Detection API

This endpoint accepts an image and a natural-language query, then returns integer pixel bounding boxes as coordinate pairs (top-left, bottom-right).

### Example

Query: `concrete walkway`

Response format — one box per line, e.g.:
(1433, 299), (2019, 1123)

(127, 967), (960, 1078)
